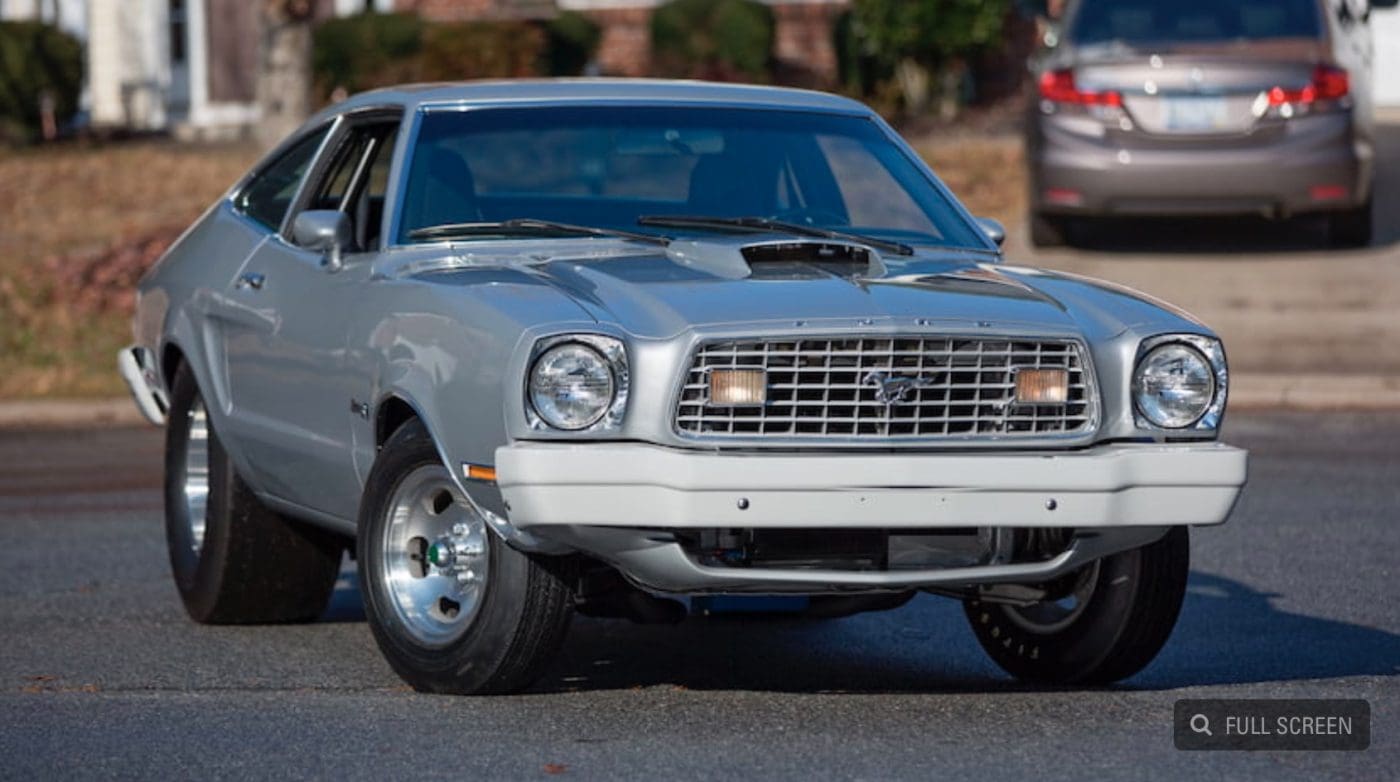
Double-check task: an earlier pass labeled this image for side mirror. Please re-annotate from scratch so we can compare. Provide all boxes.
[291,210,353,272]
[975,216,1006,248]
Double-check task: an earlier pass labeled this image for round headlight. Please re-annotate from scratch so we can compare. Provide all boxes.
[1133,343,1216,428]
[529,343,616,430]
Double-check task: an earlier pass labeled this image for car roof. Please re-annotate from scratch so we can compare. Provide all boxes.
[315,78,874,121]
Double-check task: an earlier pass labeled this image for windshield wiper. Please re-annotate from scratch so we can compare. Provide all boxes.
[637,215,913,256]
[409,218,670,246]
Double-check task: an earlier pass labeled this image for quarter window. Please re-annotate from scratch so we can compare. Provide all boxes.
[236,126,329,231]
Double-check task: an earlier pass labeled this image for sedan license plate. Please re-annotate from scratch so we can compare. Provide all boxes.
[1164,96,1230,132]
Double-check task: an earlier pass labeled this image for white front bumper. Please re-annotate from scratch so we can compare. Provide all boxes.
[494,442,1248,530]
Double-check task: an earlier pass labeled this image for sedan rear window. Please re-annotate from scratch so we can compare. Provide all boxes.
[1070,0,1322,45]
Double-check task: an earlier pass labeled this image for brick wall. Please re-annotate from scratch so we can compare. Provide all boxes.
[771,1,846,86]
[397,0,850,84]
[395,0,555,20]
[581,7,653,76]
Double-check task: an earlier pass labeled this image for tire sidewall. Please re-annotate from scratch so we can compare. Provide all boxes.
[356,421,536,692]
[977,548,1144,679]
[164,364,235,619]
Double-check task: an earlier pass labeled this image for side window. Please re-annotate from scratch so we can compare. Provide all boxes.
[300,119,400,251]
[356,126,399,251]
[236,126,329,231]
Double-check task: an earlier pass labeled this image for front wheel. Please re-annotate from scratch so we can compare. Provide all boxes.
[962,527,1189,685]
[357,419,573,695]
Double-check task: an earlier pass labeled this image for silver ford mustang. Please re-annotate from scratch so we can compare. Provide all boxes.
[119,80,1247,694]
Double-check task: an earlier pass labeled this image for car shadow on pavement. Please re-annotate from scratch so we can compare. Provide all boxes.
[521,570,1398,694]
[1134,571,1400,689]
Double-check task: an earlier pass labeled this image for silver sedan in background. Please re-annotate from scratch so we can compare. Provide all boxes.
[1027,0,1394,247]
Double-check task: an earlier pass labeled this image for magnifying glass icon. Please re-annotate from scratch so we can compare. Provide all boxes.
[1190,714,1213,736]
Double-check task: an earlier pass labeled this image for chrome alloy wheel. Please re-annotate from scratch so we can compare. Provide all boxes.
[380,465,491,647]
[1002,560,1101,635]
[182,399,211,555]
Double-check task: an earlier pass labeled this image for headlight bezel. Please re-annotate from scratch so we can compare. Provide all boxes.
[1131,334,1228,432]
[525,334,629,433]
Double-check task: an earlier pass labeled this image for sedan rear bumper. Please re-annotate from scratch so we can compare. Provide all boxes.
[1031,115,1371,218]
[494,442,1248,530]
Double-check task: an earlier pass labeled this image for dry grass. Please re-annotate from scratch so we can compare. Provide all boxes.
[913,133,1026,229]
[0,134,1024,401]
[0,141,259,399]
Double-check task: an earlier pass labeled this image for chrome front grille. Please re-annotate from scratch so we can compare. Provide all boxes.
[675,336,1096,441]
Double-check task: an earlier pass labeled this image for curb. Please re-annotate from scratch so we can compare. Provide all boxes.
[0,399,149,430]
[2,373,1399,430]
[1226,373,1400,411]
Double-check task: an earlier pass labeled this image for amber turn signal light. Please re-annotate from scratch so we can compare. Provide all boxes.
[463,464,497,482]
[708,369,767,406]
[1015,369,1069,404]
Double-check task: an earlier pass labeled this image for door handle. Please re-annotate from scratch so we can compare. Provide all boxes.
[236,272,266,291]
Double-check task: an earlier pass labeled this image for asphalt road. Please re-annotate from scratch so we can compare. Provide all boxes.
[1,413,1397,780]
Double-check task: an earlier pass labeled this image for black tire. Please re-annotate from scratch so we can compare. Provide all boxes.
[1029,211,1069,248]
[164,362,342,624]
[962,527,1189,685]
[1328,199,1373,249]
[357,418,573,695]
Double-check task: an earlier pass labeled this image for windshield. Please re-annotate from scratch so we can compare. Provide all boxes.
[396,106,985,250]
[1069,0,1323,46]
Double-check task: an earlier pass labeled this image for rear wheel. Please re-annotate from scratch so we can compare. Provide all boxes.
[1328,198,1373,248]
[962,527,1189,685]
[357,419,573,695]
[164,362,342,623]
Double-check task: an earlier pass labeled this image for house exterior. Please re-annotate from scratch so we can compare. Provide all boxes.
[0,0,86,36]
[82,0,394,138]
[1376,3,1400,107]
[400,0,851,82]
[54,0,1400,139]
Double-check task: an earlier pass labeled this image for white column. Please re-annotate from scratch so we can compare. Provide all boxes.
[86,0,124,126]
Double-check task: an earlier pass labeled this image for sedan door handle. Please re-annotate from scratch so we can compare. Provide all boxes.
[236,272,266,291]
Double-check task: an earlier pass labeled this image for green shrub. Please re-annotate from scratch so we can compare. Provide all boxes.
[312,12,424,98]
[417,22,545,81]
[0,21,83,143]
[844,0,1011,114]
[313,14,551,99]
[652,0,774,81]
[545,11,601,76]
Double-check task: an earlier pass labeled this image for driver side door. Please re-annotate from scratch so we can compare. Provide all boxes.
[220,110,403,521]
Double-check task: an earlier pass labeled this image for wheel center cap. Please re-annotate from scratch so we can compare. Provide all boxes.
[427,540,453,568]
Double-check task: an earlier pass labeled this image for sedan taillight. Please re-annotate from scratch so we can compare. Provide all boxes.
[1039,69,1123,107]
[1267,64,1349,106]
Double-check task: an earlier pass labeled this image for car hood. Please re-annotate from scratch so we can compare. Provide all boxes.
[391,236,1205,342]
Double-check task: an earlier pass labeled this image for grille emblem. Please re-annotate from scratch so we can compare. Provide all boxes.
[863,371,935,406]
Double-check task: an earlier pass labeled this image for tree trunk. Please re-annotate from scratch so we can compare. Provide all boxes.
[256,1,315,150]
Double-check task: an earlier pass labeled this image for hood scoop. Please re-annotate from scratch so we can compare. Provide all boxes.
[666,238,887,281]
